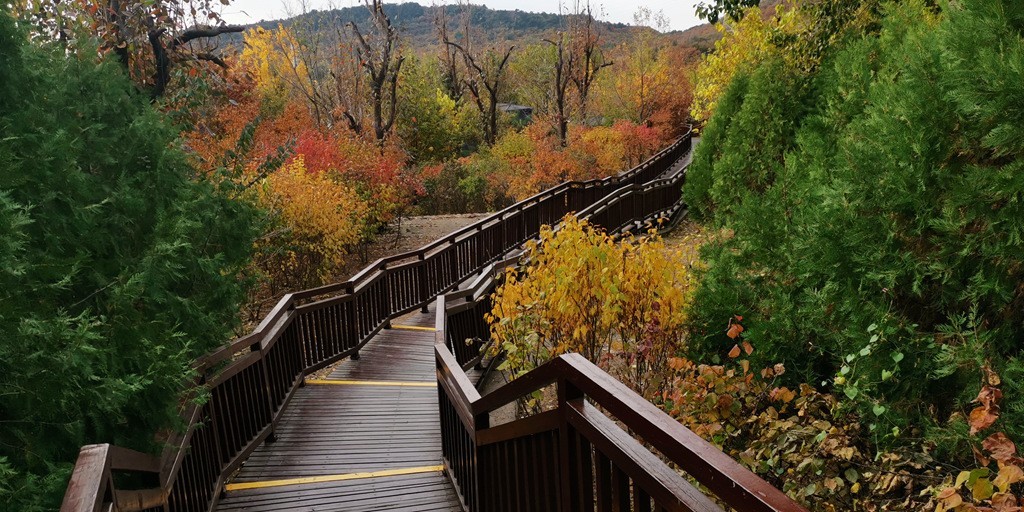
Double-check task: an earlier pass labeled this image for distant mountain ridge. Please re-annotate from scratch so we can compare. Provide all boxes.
[239,1,788,57]
[244,2,729,53]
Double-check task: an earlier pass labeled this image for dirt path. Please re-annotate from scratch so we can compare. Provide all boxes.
[345,213,491,274]
[661,219,714,266]
[388,213,491,254]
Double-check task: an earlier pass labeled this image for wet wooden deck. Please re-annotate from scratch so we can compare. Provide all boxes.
[216,304,472,511]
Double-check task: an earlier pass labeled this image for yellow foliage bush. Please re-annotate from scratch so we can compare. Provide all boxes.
[257,156,368,284]
[240,26,310,105]
[488,216,693,400]
[691,7,775,121]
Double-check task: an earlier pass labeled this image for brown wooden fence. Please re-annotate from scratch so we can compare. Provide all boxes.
[61,133,692,512]
[434,347,810,512]
[433,159,809,511]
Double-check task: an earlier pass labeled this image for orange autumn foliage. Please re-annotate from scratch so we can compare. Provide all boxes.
[931,372,1024,512]
[470,119,671,203]
[185,63,412,215]
[183,62,416,312]
[575,120,666,175]
[258,156,368,282]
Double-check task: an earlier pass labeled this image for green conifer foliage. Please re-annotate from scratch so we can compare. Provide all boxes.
[687,0,1024,451]
[0,16,260,510]
[684,71,749,219]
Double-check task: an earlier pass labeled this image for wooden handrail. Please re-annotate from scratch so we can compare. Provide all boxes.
[435,316,807,512]
[289,135,684,303]
[61,130,693,512]
[62,444,164,512]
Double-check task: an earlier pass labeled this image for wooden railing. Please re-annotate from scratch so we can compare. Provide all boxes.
[60,132,692,512]
[440,142,694,371]
[434,349,809,512]
[61,445,164,512]
[433,165,808,511]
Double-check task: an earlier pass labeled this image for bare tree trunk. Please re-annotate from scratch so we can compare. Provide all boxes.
[349,0,405,143]
[440,2,514,145]
[433,5,463,100]
[546,35,574,146]
[570,1,612,123]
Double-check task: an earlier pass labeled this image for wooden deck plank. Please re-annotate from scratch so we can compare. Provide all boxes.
[217,472,461,511]
[327,329,437,382]
[216,306,467,511]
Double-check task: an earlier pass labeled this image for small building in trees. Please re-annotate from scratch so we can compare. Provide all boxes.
[497,103,533,125]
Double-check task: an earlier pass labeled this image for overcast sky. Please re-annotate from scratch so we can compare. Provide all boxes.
[219,0,707,32]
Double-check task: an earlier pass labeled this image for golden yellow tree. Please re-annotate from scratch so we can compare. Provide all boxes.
[241,26,315,113]
[690,7,774,121]
[256,156,369,288]
[605,29,672,125]
[488,216,694,401]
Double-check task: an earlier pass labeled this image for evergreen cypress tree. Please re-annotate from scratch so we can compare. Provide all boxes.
[687,0,1024,455]
[0,15,261,510]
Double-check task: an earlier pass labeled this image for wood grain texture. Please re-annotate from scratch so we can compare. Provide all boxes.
[216,307,477,510]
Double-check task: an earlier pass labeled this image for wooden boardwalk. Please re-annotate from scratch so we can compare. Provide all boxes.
[211,141,697,512]
[61,134,731,512]
[216,304,471,511]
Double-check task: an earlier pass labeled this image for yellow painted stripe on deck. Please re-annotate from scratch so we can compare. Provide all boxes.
[306,379,436,387]
[224,465,445,491]
[390,324,436,332]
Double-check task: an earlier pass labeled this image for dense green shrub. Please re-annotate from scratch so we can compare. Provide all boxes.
[0,16,260,510]
[687,0,1024,453]
[685,57,809,218]
[684,71,749,219]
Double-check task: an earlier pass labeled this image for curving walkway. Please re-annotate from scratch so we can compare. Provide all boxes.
[216,304,472,511]
[212,138,699,512]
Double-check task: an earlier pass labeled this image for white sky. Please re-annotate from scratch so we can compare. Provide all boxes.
[219,0,706,32]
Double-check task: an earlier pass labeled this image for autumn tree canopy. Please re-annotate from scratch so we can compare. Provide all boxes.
[12,0,244,96]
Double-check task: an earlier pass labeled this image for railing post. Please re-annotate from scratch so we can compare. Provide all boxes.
[253,337,278,442]
[472,408,489,512]
[345,283,362,361]
[558,377,584,512]
[419,253,430,313]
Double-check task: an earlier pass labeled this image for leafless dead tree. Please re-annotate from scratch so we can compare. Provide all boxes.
[348,0,405,142]
[569,0,612,121]
[440,3,514,145]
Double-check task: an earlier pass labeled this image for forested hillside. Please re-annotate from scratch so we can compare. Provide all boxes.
[248,2,730,54]
[253,3,628,49]
[0,0,699,508]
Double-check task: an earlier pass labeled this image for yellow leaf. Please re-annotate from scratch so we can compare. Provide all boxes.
[993,465,1024,493]
[973,477,995,501]
[956,470,971,489]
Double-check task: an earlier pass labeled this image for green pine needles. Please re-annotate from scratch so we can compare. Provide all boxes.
[0,15,261,510]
